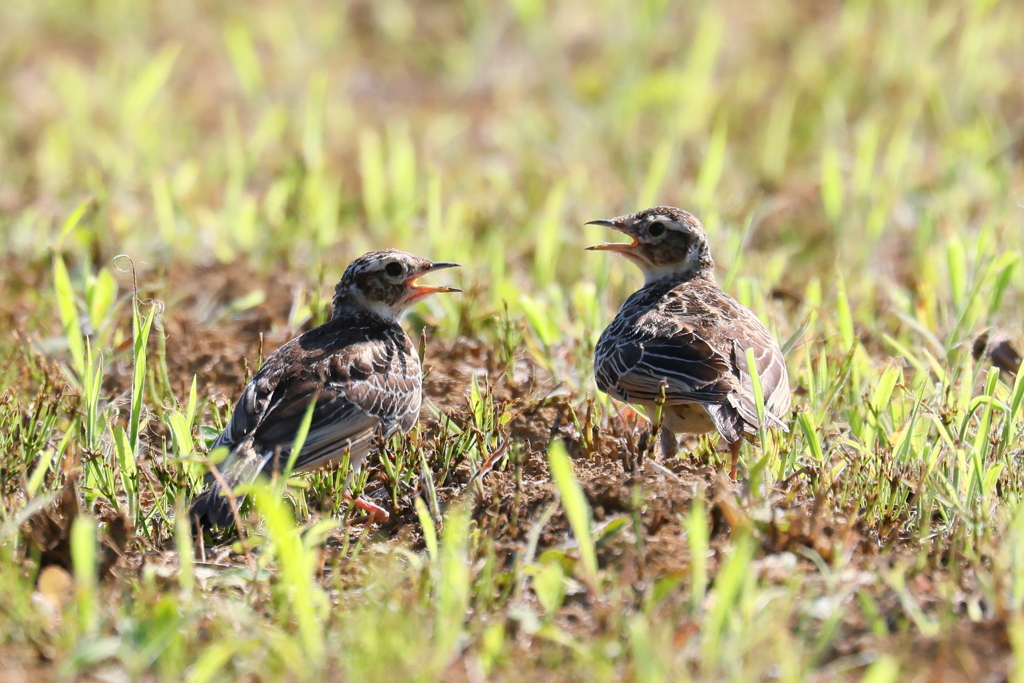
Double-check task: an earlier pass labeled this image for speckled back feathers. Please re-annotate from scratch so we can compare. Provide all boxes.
[591,207,791,444]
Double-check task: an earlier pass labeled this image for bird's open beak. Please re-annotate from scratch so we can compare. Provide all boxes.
[584,219,638,254]
[405,262,462,299]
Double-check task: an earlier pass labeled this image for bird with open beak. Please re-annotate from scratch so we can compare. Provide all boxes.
[586,206,790,475]
[190,249,460,530]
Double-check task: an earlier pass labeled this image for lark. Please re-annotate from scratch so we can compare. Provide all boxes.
[190,249,460,529]
[586,206,790,474]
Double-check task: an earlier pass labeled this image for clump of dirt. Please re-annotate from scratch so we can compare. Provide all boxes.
[21,479,130,580]
[0,645,56,683]
[160,313,259,400]
[824,621,1012,683]
[151,262,308,400]
[470,450,720,575]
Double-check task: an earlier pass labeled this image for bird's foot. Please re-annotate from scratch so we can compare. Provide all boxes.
[345,494,390,523]
[729,440,741,480]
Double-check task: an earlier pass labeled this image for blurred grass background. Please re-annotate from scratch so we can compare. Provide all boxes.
[5,0,1022,287]
[3,0,1024,681]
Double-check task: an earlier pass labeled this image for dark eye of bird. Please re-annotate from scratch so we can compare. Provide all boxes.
[648,221,666,237]
[385,262,405,277]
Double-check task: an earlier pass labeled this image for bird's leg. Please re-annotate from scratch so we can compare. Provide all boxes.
[345,493,390,523]
[729,440,741,480]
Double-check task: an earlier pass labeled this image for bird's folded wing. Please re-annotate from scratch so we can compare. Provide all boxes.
[254,386,383,471]
[214,341,421,473]
[727,334,790,432]
[599,327,733,405]
[210,370,278,453]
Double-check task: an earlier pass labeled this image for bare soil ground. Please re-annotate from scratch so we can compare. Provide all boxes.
[4,257,1021,683]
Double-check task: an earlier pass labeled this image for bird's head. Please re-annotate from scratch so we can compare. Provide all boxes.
[333,250,461,320]
[585,206,714,284]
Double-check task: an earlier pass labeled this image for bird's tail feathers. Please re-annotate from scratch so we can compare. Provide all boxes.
[706,396,789,446]
[189,438,273,530]
[705,403,745,443]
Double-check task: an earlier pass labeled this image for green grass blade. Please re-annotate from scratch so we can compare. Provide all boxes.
[53,255,85,378]
[686,492,709,614]
[283,391,319,481]
[71,514,98,636]
[546,440,598,590]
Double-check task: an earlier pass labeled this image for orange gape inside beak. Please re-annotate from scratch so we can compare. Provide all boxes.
[585,236,639,253]
[406,282,461,300]
[404,262,462,300]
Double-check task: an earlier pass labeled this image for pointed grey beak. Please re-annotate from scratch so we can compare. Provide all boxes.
[428,262,461,271]
[585,218,636,253]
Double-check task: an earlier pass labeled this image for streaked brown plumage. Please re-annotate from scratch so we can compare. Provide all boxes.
[190,249,460,529]
[586,206,790,473]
